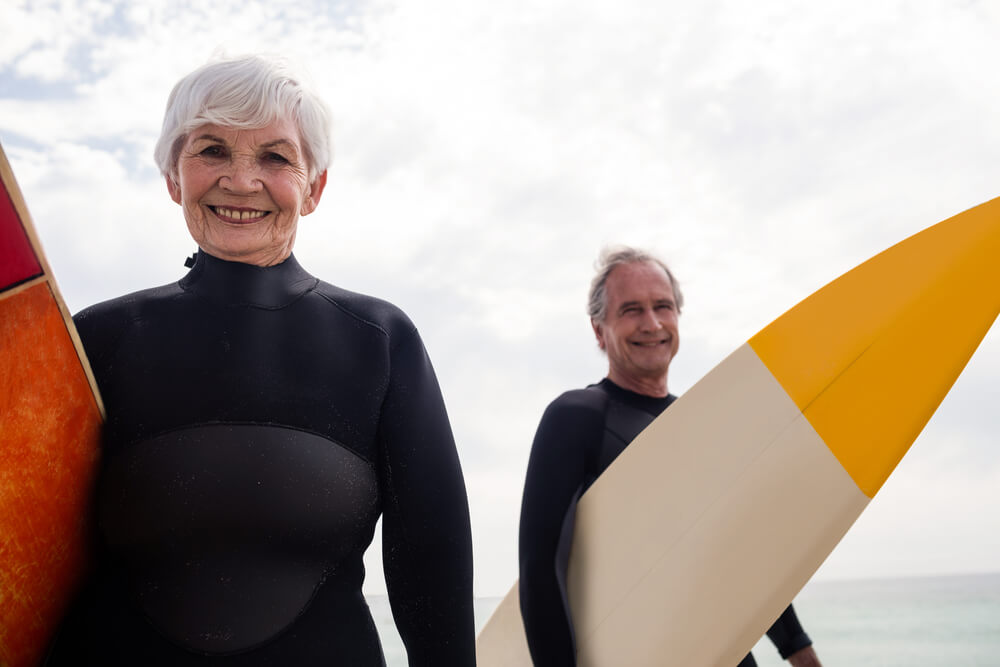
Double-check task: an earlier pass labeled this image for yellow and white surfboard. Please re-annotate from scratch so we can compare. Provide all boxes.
[477,197,1000,666]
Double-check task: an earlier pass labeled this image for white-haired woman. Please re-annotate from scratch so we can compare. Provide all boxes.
[46,55,476,666]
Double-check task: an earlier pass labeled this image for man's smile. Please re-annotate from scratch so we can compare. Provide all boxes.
[630,337,670,348]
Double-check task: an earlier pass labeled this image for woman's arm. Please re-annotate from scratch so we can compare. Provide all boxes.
[378,327,476,666]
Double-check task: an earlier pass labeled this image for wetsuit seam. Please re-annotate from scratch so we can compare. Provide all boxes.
[122,420,378,467]
[387,323,420,354]
[313,290,391,338]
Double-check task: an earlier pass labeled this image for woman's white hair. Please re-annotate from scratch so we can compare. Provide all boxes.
[153,54,331,182]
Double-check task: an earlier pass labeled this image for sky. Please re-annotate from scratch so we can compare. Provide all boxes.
[1,0,998,599]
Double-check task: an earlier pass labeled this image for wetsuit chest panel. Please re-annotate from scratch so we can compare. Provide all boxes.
[593,400,660,479]
[97,292,389,460]
[98,423,380,655]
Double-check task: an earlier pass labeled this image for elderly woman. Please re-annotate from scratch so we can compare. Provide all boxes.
[46,55,476,665]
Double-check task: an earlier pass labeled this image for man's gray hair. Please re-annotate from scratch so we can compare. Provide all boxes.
[587,245,683,322]
[153,54,332,182]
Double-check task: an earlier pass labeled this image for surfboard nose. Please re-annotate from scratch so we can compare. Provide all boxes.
[750,197,1000,497]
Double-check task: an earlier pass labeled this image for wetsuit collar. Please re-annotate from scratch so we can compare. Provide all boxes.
[179,251,318,309]
[596,377,676,417]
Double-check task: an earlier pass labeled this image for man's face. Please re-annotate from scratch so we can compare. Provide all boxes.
[592,261,680,392]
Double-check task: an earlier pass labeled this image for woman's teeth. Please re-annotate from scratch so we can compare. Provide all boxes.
[214,207,266,221]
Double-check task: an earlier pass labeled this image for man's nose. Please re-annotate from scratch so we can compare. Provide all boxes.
[638,308,662,331]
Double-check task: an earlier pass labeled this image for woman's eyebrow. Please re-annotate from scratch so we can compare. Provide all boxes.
[260,139,298,153]
[190,133,226,144]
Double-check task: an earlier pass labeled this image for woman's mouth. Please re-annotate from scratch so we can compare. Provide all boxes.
[210,206,269,223]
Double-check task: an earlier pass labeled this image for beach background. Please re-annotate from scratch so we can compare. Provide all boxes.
[3,1,999,659]
[3,1,998,600]
[370,571,1000,666]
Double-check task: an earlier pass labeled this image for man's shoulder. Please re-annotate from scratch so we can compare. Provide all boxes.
[543,384,610,418]
[529,384,610,455]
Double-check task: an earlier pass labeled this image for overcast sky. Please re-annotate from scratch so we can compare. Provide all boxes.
[2,0,998,598]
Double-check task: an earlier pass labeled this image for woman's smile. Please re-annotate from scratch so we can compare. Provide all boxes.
[208,205,271,223]
[166,118,325,266]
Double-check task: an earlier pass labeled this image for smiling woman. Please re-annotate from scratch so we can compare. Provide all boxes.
[165,118,325,266]
[45,55,476,666]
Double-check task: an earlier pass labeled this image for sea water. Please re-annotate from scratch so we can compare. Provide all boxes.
[369,571,1000,666]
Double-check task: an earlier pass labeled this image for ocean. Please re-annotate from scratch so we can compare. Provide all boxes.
[368,571,1000,666]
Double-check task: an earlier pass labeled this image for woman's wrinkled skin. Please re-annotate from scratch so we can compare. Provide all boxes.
[166,118,327,267]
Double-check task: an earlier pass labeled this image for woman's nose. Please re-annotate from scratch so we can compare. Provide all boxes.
[220,155,262,192]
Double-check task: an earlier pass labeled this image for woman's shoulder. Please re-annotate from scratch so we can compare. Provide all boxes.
[311,280,416,338]
[72,282,184,350]
[74,282,183,324]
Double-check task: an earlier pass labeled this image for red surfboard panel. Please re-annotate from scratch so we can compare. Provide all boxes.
[0,172,43,290]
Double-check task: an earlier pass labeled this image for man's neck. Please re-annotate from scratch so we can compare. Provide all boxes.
[606,370,669,398]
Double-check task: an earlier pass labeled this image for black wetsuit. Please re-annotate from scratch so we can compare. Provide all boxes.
[519,379,812,666]
[46,252,475,666]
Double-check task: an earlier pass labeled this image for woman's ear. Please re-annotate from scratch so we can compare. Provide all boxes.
[166,174,182,205]
[300,170,328,216]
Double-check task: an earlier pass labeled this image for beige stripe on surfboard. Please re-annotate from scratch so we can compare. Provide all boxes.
[475,583,530,666]
[566,343,868,666]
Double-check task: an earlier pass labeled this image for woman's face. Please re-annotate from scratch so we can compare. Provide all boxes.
[166,117,327,267]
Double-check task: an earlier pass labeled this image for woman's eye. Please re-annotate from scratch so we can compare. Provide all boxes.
[263,152,289,164]
[199,145,225,157]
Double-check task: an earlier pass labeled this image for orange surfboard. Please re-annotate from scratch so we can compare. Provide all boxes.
[0,144,104,667]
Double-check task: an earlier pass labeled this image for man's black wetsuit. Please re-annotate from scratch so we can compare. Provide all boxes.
[519,378,813,666]
[46,252,475,666]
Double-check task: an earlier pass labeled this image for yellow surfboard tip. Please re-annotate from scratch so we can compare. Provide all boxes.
[750,197,1000,497]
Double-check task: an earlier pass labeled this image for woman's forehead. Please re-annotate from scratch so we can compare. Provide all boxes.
[186,118,302,148]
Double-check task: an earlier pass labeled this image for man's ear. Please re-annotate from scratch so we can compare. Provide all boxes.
[166,174,182,205]
[300,170,328,216]
[591,319,606,350]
